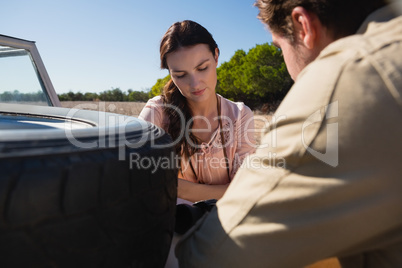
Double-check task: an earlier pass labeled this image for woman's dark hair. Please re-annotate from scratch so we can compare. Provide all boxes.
[159,20,219,161]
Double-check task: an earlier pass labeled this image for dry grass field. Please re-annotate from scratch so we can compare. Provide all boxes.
[61,101,146,117]
[61,101,273,143]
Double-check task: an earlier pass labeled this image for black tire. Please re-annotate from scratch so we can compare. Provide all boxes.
[0,103,177,268]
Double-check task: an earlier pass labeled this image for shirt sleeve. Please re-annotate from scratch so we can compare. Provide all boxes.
[138,96,164,129]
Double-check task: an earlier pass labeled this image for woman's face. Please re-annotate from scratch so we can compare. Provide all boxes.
[166,44,219,105]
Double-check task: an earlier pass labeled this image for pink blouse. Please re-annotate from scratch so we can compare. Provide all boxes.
[138,94,256,185]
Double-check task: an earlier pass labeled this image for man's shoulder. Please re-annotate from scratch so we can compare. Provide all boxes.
[318,13,402,63]
[298,13,402,89]
[279,13,402,121]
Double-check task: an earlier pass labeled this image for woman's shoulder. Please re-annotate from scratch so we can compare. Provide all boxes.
[218,94,253,118]
[145,95,164,105]
[141,95,166,113]
[138,95,165,122]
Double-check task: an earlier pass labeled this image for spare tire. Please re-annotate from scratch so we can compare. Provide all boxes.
[0,103,177,268]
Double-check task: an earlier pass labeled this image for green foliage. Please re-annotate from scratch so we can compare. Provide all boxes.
[58,87,150,102]
[149,75,170,98]
[84,92,99,101]
[216,49,248,101]
[128,90,149,102]
[58,90,97,101]
[216,43,293,109]
[99,88,125,101]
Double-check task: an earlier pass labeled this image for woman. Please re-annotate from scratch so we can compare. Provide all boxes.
[139,20,255,203]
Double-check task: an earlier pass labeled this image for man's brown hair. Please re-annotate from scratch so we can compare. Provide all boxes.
[255,0,388,41]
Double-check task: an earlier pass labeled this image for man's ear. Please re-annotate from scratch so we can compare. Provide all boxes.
[291,7,317,49]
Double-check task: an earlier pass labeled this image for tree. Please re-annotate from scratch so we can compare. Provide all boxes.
[84,92,99,101]
[245,43,292,100]
[217,43,292,109]
[74,92,84,101]
[149,75,170,98]
[0,91,14,102]
[216,49,248,101]
[128,90,149,102]
[98,88,125,101]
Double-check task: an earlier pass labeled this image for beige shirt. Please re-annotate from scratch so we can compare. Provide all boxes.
[176,4,402,268]
[139,94,256,184]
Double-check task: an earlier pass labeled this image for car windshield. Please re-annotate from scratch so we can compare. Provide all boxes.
[0,44,50,106]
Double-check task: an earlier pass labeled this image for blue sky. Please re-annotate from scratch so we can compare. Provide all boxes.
[1,0,272,94]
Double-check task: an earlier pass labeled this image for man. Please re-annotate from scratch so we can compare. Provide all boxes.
[176,0,402,267]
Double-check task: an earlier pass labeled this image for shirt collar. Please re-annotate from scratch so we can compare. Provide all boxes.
[357,2,401,34]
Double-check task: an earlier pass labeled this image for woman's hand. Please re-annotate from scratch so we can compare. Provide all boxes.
[177,179,229,203]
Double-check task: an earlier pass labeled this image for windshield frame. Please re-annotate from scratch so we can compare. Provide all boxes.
[0,34,61,107]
